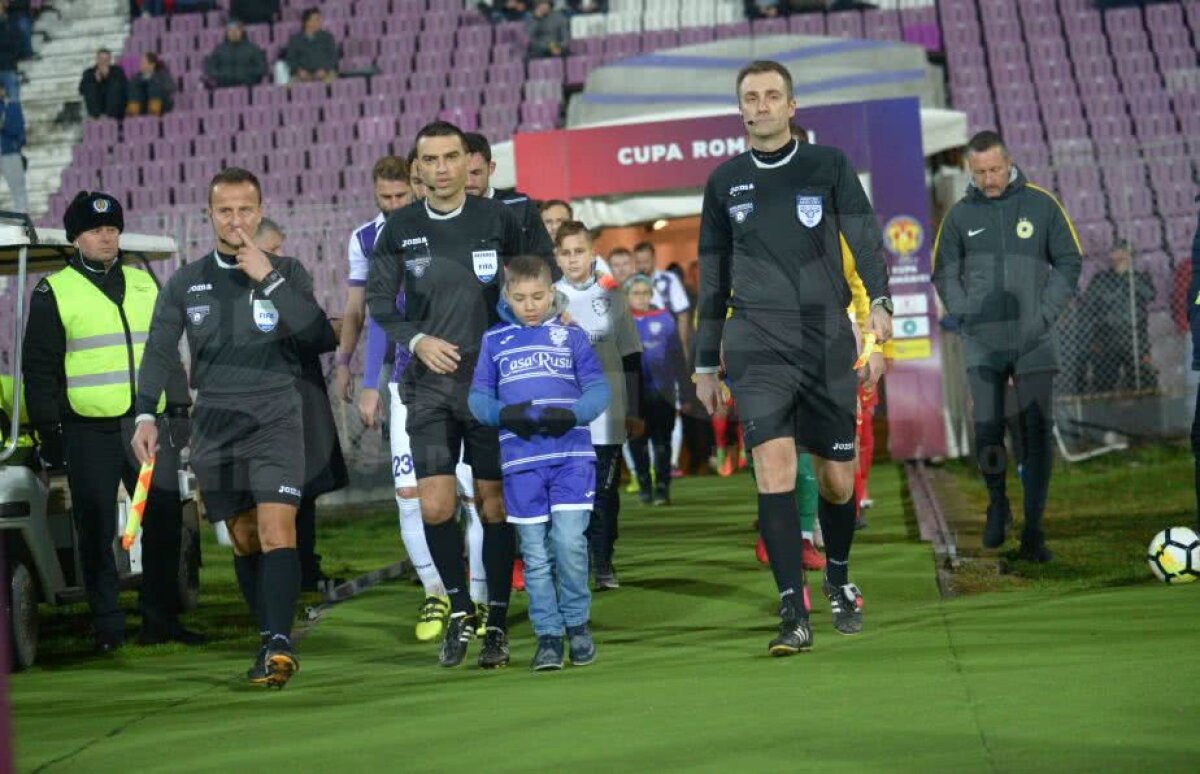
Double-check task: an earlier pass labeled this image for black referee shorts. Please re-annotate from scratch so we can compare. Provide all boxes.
[400,362,501,482]
[190,387,306,523]
[723,312,858,462]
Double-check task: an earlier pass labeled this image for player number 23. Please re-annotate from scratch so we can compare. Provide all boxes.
[393,455,414,477]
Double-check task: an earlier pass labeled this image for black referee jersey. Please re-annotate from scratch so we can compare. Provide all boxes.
[694,140,890,371]
[135,251,331,414]
[493,186,555,258]
[365,195,553,359]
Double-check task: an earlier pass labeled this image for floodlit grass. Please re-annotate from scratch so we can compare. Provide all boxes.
[12,463,1200,771]
[939,443,1195,594]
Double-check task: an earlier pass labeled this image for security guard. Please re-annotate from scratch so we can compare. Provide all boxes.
[22,191,203,653]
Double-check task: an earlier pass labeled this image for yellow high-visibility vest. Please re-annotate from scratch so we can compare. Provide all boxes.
[46,264,166,418]
[0,374,33,447]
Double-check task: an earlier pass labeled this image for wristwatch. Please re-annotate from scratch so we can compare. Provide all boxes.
[871,297,894,316]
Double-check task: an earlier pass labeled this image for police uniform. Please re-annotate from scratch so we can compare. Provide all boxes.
[21,191,194,647]
[695,140,890,461]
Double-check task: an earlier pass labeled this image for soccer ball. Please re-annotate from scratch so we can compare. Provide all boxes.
[1146,527,1200,584]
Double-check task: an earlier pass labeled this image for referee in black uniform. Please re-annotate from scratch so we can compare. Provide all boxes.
[367,121,552,669]
[133,168,333,687]
[694,61,892,655]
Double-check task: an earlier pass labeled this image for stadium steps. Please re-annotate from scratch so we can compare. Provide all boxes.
[0,0,128,217]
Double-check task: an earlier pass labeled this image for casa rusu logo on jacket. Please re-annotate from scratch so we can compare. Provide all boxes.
[795,195,823,228]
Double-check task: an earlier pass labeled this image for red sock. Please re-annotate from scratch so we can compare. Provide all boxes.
[712,415,729,449]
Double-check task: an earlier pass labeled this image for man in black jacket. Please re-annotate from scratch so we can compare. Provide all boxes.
[78,49,126,120]
[23,191,201,653]
[932,130,1082,562]
[463,132,556,259]
[132,168,333,687]
[203,21,268,88]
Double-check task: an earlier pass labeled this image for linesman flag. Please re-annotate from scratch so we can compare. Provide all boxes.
[122,458,155,551]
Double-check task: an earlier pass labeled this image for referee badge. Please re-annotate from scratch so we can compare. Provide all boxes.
[252,299,279,332]
[472,249,499,283]
[406,256,431,278]
[795,195,823,228]
[1016,218,1035,239]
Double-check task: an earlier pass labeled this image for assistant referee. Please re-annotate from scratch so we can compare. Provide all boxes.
[694,60,892,656]
[367,121,553,669]
[133,167,333,687]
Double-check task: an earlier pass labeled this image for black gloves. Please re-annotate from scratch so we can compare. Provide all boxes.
[500,401,538,440]
[538,407,577,438]
[34,424,65,471]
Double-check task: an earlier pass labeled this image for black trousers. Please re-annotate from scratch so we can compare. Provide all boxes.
[588,444,622,566]
[629,396,676,492]
[967,367,1055,543]
[63,417,182,636]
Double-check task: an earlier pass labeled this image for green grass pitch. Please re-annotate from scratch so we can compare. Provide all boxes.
[12,462,1200,772]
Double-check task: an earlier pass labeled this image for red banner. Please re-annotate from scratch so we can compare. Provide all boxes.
[514,114,751,201]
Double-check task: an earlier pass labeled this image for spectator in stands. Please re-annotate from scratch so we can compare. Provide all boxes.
[231,0,280,25]
[6,0,33,61]
[1081,239,1159,393]
[526,0,568,58]
[79,48,127,120]
[608,247,634,287]
[489,0,529,22]
[0,1,24,100]
[566,0,607,13]
[126,52,175,117]
[203,21,268,88]
[745,0,784,19]
[0,82,26,213]
[285,8,339,84]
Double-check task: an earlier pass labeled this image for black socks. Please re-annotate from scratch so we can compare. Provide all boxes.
[482,522,515,631]
[259,548,300,640]
[757,491,805,611]
[233,552,267,636]
[819,495,857,588]
[425,518,472,615]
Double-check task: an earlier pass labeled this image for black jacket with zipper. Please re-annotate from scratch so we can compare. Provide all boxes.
[22,253,191,430]
[932,167,1083,375]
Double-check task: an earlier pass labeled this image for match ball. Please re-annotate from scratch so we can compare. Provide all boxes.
[1146,527,1200,584]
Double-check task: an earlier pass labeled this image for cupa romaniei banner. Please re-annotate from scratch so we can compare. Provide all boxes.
[514,98,946,460]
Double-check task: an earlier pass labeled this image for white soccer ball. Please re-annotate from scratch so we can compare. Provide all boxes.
[1146,527,1200,584]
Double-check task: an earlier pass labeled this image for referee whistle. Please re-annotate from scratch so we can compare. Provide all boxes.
[853,334,878,370]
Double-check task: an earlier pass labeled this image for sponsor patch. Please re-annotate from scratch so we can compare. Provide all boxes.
[728,202,754,224]
[187,283,213,293]
[186,305,210,326]
[472,249,498,283]
[795,195,823,228]
[728,182,755,197]
[278,485,302,498]
[252,299,278,332]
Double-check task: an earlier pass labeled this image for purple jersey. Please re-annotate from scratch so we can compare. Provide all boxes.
[362,293,413,387]
[472,318,606,475]
[633,308,687,403]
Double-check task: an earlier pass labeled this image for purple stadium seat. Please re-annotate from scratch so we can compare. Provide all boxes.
[309,145,345,170]
[523,79,561,102]
[714,22,751,41]
[439,107,479,132]
[409,71,447,93]
[454,49,490,70]
[826,11,864,39]
[356,117,396,145]
[281,103,321,128]
[403,92,440,119]
[751,17,788,37]
[211,88,248,112]
[787,14,823,36]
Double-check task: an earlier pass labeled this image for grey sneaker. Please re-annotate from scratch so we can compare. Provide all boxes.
[594,563,620,590]
[566,624,596,666]
[530,635,564,671]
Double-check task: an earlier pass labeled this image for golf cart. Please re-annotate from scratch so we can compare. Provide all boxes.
[0,214,202,671]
